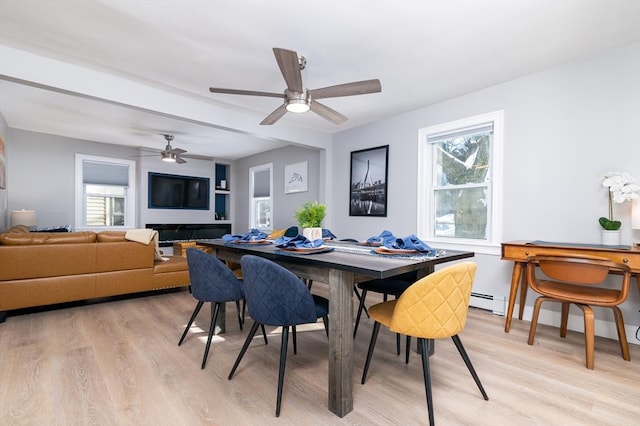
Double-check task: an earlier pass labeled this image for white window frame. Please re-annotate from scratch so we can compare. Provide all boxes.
[417,110,503,255]
[249,163,273,232]
[75,154,136,230]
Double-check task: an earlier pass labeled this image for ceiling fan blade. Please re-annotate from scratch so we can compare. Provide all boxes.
[260,104,288,125]
[310,101,348,124]
[170,148,187,155]
[209,87,285,98]
[176,157,187,164]
[273,48,303,93]
[308,79,382,100]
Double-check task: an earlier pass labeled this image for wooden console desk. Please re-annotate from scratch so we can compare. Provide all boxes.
[172,241,213,257]
[501,240,640,332]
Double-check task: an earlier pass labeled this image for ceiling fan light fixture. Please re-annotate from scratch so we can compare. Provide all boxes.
[162,151,176,162]
[285,89,310,113]
[286,98,310,113]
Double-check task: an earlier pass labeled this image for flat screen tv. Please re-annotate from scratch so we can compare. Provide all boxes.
[148,172,210,210]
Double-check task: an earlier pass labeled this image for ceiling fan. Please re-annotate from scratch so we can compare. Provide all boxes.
[159,134,188,163]
[208,47,382,125]
[134,134,188,164]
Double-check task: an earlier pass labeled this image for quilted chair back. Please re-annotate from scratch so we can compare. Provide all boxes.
[240,255,318,327]
[389,261,477,339]
[186,249,244,302]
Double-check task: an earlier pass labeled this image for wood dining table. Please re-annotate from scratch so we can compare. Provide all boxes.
[197,238,474,418]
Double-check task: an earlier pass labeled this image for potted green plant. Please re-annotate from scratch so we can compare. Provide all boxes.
[294,201,326,240]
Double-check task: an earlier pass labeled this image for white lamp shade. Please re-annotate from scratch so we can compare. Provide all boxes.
[10,210,37,227]
[632,198,640,230]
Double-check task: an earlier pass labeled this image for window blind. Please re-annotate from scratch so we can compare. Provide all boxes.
[253,169,270,197]
[83,161,129,186]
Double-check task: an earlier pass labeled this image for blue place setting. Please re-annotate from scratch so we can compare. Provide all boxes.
[366,231,434,256]
[222,229,270,244]
[366,230,397,246]
[322,228,337,239]
[275,235,324,249]
[274,235,334,254]
[387,234,433,253]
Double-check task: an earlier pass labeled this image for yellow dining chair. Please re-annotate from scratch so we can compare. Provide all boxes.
[361,261,488,425]
[526,255,632,369]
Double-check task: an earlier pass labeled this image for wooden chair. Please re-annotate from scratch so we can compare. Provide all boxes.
[526,255,632,369]
[361,261,488,425]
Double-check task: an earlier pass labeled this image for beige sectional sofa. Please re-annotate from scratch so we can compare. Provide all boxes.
[0,226,190,322]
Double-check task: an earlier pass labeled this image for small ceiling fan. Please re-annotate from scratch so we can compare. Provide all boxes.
[134,134,188,164]
[208,47,382,125]
[159,134,188,163]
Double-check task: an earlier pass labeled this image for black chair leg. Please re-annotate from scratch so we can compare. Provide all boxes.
[322,316,329,337]
[354,289,369,338]
[276,326,290,417]
[353,286,369,318]
[261,324,269,344]
[419,338,435,426]
[201,302,221,369]
[451,335,489,400]
[292,325,297,355]
[178,300,205,345]
[361,321,381,384]
[235,300,243,330]
[396,333,401,355]
[405,335,411,364]
[228,320,261,380]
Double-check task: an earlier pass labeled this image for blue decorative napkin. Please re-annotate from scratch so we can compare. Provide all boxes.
[222,228,269,242]
[387,234,433,253]
[322,228,337,239]
[366,230,397,246]
[275,235,324,249]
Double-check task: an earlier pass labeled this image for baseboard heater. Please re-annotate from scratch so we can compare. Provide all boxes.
[470,292,506,316]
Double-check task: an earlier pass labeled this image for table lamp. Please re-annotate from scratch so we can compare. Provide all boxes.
[632,199,640,248]
[10,209,37,230]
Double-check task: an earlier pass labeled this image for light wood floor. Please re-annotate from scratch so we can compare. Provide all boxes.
[1,287,638,425]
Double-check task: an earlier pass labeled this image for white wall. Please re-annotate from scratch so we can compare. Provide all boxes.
[235,145,322,233]
[5,128,226,229]
[0,114,7,229]
[330,41,640,342]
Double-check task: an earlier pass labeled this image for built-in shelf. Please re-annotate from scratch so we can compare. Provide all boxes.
[214,163,231,222]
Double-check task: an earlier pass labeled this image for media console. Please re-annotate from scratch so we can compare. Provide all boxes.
[146,223,231,247]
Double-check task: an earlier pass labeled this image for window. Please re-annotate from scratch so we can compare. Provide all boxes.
[249,163,273,231]
[417,111,503,253]
[75,155,136,229]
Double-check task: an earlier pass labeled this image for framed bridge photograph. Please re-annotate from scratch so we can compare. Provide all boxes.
[349,145,388,216]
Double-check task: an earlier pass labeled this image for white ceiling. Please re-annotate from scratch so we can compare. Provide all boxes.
[1,1,640,160]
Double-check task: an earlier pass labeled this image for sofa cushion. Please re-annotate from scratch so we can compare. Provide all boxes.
[2,225,30,234]
[95,241,154,272]
[0,231,97,245]
[154,256,188,274]
[97,231,127,242]
[0,244,98,281]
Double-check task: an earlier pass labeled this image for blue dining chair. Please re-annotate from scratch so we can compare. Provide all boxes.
[178,249,247,369]
[228,255,329,417]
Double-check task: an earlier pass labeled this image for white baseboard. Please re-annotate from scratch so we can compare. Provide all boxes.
[470,292,506,316]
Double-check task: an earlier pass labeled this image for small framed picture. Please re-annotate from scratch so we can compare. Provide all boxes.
[349,145,388,216]
[284,161,308,194]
